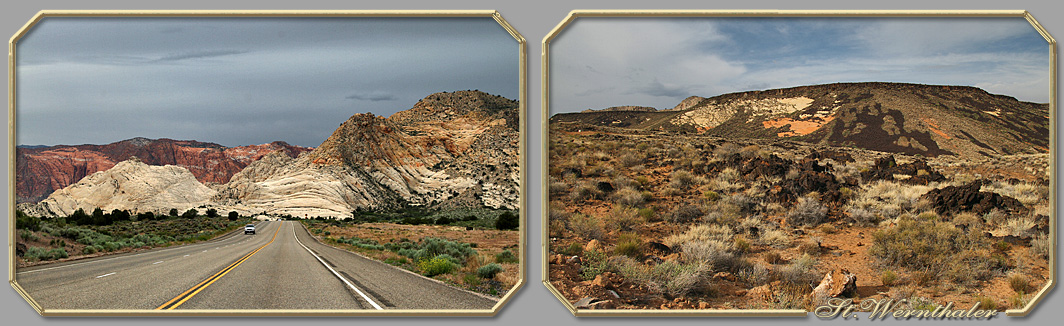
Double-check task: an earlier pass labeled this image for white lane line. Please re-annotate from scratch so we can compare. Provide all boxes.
[96,272,116,278]
[184,254,190,257]
[153,261,164,265]
[291,223,383,310]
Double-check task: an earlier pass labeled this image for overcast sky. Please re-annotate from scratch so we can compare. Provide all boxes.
[17,17,519,148]
[551,17,1050,113]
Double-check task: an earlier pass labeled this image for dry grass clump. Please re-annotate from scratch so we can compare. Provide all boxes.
[787,193,827,226]
[612,257,705,297]
[1007,273,1029,293]
[776,253,821,286]
[1032,233,1050,259]
[664,224,734,249]
[617,151,645,167]
[981,181,1048,206]
[669,169,703,189]
[845,180,935,225]
[569,181,603,201]
[668,204,704,223]
[998,215,1036,238]
[568,213,604,240]
[797,238,821,256]
[764,251,783,264]
[605,205,643,231]
[614,232,643,258]
[881,270,898,286]
[759,229,791,248]
[682,239,739,271]
[613,187,647,207]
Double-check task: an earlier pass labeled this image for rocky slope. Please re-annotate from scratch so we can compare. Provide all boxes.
[19,157,216,217]
[16,138,311,203]
[550,82,1049,158]
[214,90,521,217]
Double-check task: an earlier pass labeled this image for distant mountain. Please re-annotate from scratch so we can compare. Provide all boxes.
[18,157,215,217]
[550,82,1049,158]
[214,90,521,217]
[15,138,312,203]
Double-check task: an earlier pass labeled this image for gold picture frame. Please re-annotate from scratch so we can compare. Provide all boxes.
[8,10,527,316]
[541,9,1055,317]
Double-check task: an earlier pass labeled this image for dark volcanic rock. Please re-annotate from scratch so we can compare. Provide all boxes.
[861,156,946,185]
[922,182,1026,216]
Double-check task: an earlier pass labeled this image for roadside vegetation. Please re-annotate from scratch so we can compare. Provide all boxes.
[15,209,253,266]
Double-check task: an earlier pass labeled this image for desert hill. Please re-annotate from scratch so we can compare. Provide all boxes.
[550,82,1049,158]
[15,138,311,203]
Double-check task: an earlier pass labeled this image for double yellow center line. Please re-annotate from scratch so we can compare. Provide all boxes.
[155,222,280,310]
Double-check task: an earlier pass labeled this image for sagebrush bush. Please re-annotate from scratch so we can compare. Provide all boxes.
[613,257,704,296]
[606,205,642,231]
[664,224,734,249]
[618,152,644,167]
[1032,233,1050,258]
[18,230,39,242]
[568,214,604,240]
[613,187,646,207]
[495,249,519,264]
[759,229,791,248]
[419,256,457,276]
[787,194,827,226]
[682,239,739,272]
[391,237,477,265]
[669,170,700,189]
[477,263,505,279]
[669,204,704,223]
[777,253,820,286]
[764,251,783,264]
[870,217,992,282]
[881,270,898,286]
[569,181,603,201]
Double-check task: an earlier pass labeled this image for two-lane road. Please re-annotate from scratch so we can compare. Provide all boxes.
[15,221,498,311]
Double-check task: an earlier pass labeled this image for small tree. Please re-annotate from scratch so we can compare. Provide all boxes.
[169,208,179,217]
[182,209,198,219]
[228,211,239,221]
[495,211,519,230]
[206,208,218,218]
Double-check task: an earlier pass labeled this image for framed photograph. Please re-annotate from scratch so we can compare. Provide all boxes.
[543,10,1054,317]
[9,10,525,316]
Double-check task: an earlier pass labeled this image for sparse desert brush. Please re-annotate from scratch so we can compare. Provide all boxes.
[998,216,1036,238]
[733,235,752,253]
[797,238,821,255]
[881,270,898,286]
[773,283,811,310]
[785,167,801,180]
[580,250,610,280]
[1008,273,1029,293]
[819,224,837,234]
[1009,292,1028,309]
[975,296,998,311]
[703,190,721,202]
[618,151,645,167]
[682,239,738,271]
[590,150,610,162]
[709,168,743,192]
[548,177,569,196]
[714,142,741,159]
[777,253,820,286]
[606,205,643,232]
[669,169,704,189]
[633,175,650,188]
[787,193,827,226]
[1032,233,1050,258]
[664,224,734,249]
[760,229,791,248]
[705,201,743,226]
[982,209,1007,225]
[583,162,615,178]
[739,216,765,233]
[668,204,704,223]
[764,251,783,264]
[613,187,646,207]
[614,232,643,258]
[737,262,770,284]
[982,181,1047,206]
[916,211,939,221]
[612,176,637,189]
[952,212,983,230]
[847,180,935,221]
[614,257,705,297]
[870,217,991,282]
[568,213,605,240]
[888,284,918,301]
[637,207,657,222]
[569,181,603,201]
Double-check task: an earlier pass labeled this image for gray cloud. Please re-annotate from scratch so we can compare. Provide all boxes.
[15,17,519,148]
[345,91,398,102]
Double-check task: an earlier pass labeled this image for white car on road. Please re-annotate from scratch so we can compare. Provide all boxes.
[244,224,256,235]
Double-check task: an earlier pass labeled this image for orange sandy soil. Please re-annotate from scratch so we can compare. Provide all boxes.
[763,116,836,137]
[307,222,520,296]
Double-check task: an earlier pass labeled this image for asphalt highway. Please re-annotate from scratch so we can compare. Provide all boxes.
[15,221,498,311]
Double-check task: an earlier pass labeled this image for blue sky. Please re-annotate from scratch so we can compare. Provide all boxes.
[17,17,519,148]
[551,17,1050,113]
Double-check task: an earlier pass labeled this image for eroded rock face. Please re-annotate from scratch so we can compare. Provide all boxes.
[214,90,520,217]
[22,158,216,217]
[811,268,858,304]
[15,138,311,203]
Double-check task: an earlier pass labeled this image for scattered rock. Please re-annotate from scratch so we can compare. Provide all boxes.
[922,181,1026,216]
[590,300,615,310]
[646,241,672,254]
[584,239,601,252]
[811,268,857,303]
[574,297,595,309]
[566,256,582,264]
[596,181,615,194]
[592,275,611,288]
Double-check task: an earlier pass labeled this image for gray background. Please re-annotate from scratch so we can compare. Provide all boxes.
[1,0,1060,325]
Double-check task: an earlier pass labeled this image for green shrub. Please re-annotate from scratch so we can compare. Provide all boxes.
[477,263,505,279]
[391,237,477,265]
[495,250,519,264]
[614,232,642,258]
[418,256,457,276]
[82,245,99,254]
[18,230,39,242]
[16,211,42,231]
[495,211,519,230]
[881,270,898,286]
